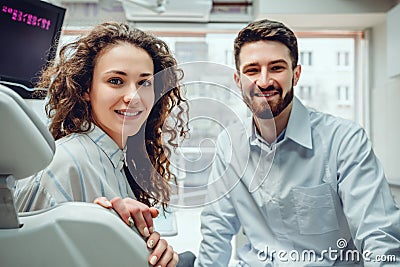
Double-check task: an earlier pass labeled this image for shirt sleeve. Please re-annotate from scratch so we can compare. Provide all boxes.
[337,124,400,265]
[14,172,56,212]
[196,135,241,267]
[14,141,83,212]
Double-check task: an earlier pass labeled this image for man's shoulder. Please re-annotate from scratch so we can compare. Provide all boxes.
[308,108,362,133]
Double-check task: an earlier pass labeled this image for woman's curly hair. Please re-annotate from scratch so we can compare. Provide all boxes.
[36,22,188,211]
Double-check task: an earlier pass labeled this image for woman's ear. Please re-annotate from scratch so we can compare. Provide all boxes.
[83,90,90,101]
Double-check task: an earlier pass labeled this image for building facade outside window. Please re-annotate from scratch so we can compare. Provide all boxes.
[299,85,313,101]
[337,85,352,105]
[337,51,350,67]
[300,51,313,66]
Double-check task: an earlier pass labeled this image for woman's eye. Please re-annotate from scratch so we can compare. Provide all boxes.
[139,80,152,87]
[108,78,123,85]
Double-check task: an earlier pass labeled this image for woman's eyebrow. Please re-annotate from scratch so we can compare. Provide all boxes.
[104,70,127,75]
[139,72,153,77]
[104,70,153,77]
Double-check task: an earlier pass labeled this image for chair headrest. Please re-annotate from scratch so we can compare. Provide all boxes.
[0,85,55,179]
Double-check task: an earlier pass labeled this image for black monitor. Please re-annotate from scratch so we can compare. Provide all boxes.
[0,0,65,98]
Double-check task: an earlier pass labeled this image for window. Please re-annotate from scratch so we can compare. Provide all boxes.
[300,51,313,66]
[337,51,350,67]
[299,85,312,101]
[225,49,234,66]
[297,37,357,122]
[337,85,352,104]
[175,41,208,62]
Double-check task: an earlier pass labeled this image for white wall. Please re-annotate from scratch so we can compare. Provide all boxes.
[253,0,392,30]
[370,9,400,203]
[387,4,400,77]
[256,0,393,14]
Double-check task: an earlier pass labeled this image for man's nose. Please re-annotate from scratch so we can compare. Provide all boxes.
[256,69,272,88]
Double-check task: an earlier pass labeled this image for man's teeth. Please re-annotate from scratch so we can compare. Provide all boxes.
[257,92,275,97]
[117,110,141,116]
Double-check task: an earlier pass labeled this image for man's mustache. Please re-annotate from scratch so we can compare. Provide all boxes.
[250,84,282,96]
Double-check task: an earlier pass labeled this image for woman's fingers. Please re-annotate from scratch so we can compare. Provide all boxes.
[123,198,154,235]
[149,207,159,218]
[148,239,167,266]
[93,197,112,208]
[109,197,133,226]
[167,252,179,267]
[149,242,178,267]
[95,196,157,238]
[95,198,179,266]
[147,231,160,249]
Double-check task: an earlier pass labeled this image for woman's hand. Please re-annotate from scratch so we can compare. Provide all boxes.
[146,231,179,267]
[94,196,159,237]
[94,197,178,266]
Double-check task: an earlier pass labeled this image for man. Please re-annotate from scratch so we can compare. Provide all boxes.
[196,19,400,266]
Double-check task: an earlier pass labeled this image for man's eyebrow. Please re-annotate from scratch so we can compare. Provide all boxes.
[270,59,289,65]
[241,59,289,69]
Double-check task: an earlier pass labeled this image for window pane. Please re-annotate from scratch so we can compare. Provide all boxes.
[296,38,355,121]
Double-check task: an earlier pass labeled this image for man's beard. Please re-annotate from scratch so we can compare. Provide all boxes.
[242,86,293,119]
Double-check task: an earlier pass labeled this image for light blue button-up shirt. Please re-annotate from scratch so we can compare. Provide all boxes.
[15,125,135,211]
[196,97,400,266]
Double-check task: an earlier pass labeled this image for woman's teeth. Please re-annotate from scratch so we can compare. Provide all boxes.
[116,110,141,116]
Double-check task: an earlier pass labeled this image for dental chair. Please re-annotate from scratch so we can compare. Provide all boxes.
[0,84,150,266]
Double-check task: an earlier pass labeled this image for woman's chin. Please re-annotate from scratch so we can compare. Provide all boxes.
[122,127,141,138]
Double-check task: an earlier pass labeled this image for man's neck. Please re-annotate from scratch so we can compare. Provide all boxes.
[254,101,293,144]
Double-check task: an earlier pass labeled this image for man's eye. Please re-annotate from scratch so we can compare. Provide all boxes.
[139,80,152,87]
[108,78,123,85]
[271,66,284,71]
[244,68,258,74]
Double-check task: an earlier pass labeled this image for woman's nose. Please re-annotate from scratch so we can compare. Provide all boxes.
[123,85,141,104]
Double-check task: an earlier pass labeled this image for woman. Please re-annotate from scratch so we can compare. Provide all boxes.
[15,22,189,267]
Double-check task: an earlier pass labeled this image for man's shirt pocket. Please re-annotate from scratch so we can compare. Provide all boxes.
[292,183,339,235]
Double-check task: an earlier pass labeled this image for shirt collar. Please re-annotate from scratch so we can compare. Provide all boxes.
[285,97,313,149]
[247,96,312,150]
[86,125,125,169]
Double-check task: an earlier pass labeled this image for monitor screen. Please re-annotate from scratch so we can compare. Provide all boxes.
[0,0,65,98]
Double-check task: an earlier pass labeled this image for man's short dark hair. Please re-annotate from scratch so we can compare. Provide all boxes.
[234,19,299,71]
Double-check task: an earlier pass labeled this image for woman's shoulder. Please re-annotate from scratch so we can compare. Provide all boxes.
[56,132,89,146]
[53,133,96,164]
